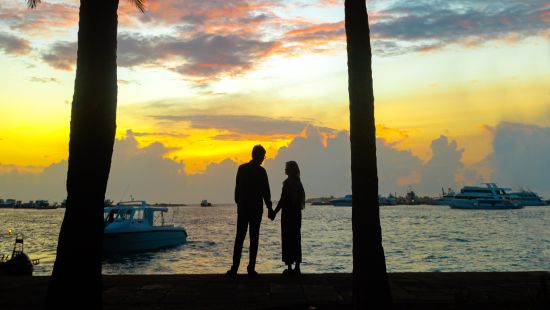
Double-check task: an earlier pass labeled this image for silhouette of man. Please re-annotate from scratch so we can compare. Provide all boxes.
[227,145,272,277]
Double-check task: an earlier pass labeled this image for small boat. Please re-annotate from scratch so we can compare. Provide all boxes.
[200,200,212,207]
[0,234,39,276]
[104,201,187,253]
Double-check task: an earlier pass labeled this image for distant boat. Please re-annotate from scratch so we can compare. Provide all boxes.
[200,200,213,207]
[444,183,523,210]
[330,195,396,206]
[0,199,19,208]
[379,195,397,206]
[311,200,332,206]
[434,193,456,206]
[0,199,57,209]
[103,200,187,253]
[32,200,57,209]
[330,195,352,206]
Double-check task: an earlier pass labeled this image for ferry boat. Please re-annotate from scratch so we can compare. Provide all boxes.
[508,190,548,206]
[103,201,187,253]
[445,183,523,210]
[330,195,396,206]
[434,189,456,206]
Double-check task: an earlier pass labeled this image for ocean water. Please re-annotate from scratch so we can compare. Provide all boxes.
[0,204,548,275]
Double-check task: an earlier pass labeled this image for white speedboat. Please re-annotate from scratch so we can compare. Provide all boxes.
[103,201,187,253]
[446,183,523,210]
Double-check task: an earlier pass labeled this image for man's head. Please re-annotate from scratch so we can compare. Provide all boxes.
[251,145,266,164]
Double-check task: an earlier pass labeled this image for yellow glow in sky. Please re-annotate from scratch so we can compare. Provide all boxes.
[0,9,548,176]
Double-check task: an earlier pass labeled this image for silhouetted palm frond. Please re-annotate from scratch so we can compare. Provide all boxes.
[129,0,146,13]
[27,0,41,9]
[27,0,145,13]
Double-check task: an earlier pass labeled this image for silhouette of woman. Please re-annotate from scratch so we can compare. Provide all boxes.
[271,161,305,275]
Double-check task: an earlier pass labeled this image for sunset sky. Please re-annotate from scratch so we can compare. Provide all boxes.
[1,0,549,202]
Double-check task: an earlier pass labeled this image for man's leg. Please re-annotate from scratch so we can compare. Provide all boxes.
[231,212,249,272]
[247,214,262,273]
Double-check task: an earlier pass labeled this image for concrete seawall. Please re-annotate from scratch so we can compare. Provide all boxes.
[1,272,548,309]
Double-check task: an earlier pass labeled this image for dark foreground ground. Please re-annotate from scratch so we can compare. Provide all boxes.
[1,272,548,309]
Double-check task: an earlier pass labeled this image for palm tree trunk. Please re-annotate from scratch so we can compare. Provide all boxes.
[45,0,119,308]
[345,0,392,308]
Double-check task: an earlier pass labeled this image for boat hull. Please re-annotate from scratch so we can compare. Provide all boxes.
[514,201,548,207]
[0,253,33,276]
[331,199,393,206]
[104,229,187,253]
[449,199,523,210]
[332,201,352,207]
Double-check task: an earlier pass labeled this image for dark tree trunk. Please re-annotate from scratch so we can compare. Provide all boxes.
[345,0,393,308]
[45,0,119,308]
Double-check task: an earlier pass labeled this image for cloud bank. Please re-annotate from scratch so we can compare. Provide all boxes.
[0,32,31,55]
[2,122,548,203]
[369,0,550,55]
[488,122,550,196]
[5,0,546,83]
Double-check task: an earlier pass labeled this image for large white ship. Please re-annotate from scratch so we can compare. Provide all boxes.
[508,189,548,206]
[441,183,523,210]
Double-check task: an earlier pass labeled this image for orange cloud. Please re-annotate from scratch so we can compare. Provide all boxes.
[0,2,78,36]
[284,21,344,44]
[397,170,421,186]
[376,124,412,144]
[124,0,276,36]
[536,9,550,23]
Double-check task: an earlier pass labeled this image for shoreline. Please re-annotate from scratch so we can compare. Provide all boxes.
[1,272,548,309]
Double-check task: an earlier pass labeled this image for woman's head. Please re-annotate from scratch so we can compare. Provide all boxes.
[285,161,300,179]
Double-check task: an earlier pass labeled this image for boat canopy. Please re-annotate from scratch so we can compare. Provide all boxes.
[104,201,168,226]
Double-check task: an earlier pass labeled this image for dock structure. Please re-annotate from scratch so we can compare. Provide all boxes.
[1,272,548,309]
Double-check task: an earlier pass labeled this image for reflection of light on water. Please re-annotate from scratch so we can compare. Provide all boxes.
[1,205,549,275]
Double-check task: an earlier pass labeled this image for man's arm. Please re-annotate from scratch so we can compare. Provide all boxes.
[234,166,242,205]
[261,168,272,209]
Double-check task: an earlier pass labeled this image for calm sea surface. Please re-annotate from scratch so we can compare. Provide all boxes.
[1,204,548,275]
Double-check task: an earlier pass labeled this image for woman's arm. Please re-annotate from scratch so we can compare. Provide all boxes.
[274,181,288,215]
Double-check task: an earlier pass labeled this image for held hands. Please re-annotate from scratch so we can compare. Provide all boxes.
[267,202,276,221]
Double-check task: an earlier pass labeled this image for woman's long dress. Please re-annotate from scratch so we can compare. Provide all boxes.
[276,178,305,265]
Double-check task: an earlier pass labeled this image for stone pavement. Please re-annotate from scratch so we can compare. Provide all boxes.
[0,272,548,309]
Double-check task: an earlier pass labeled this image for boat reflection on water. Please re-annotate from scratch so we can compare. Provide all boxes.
[103,201,187,254]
